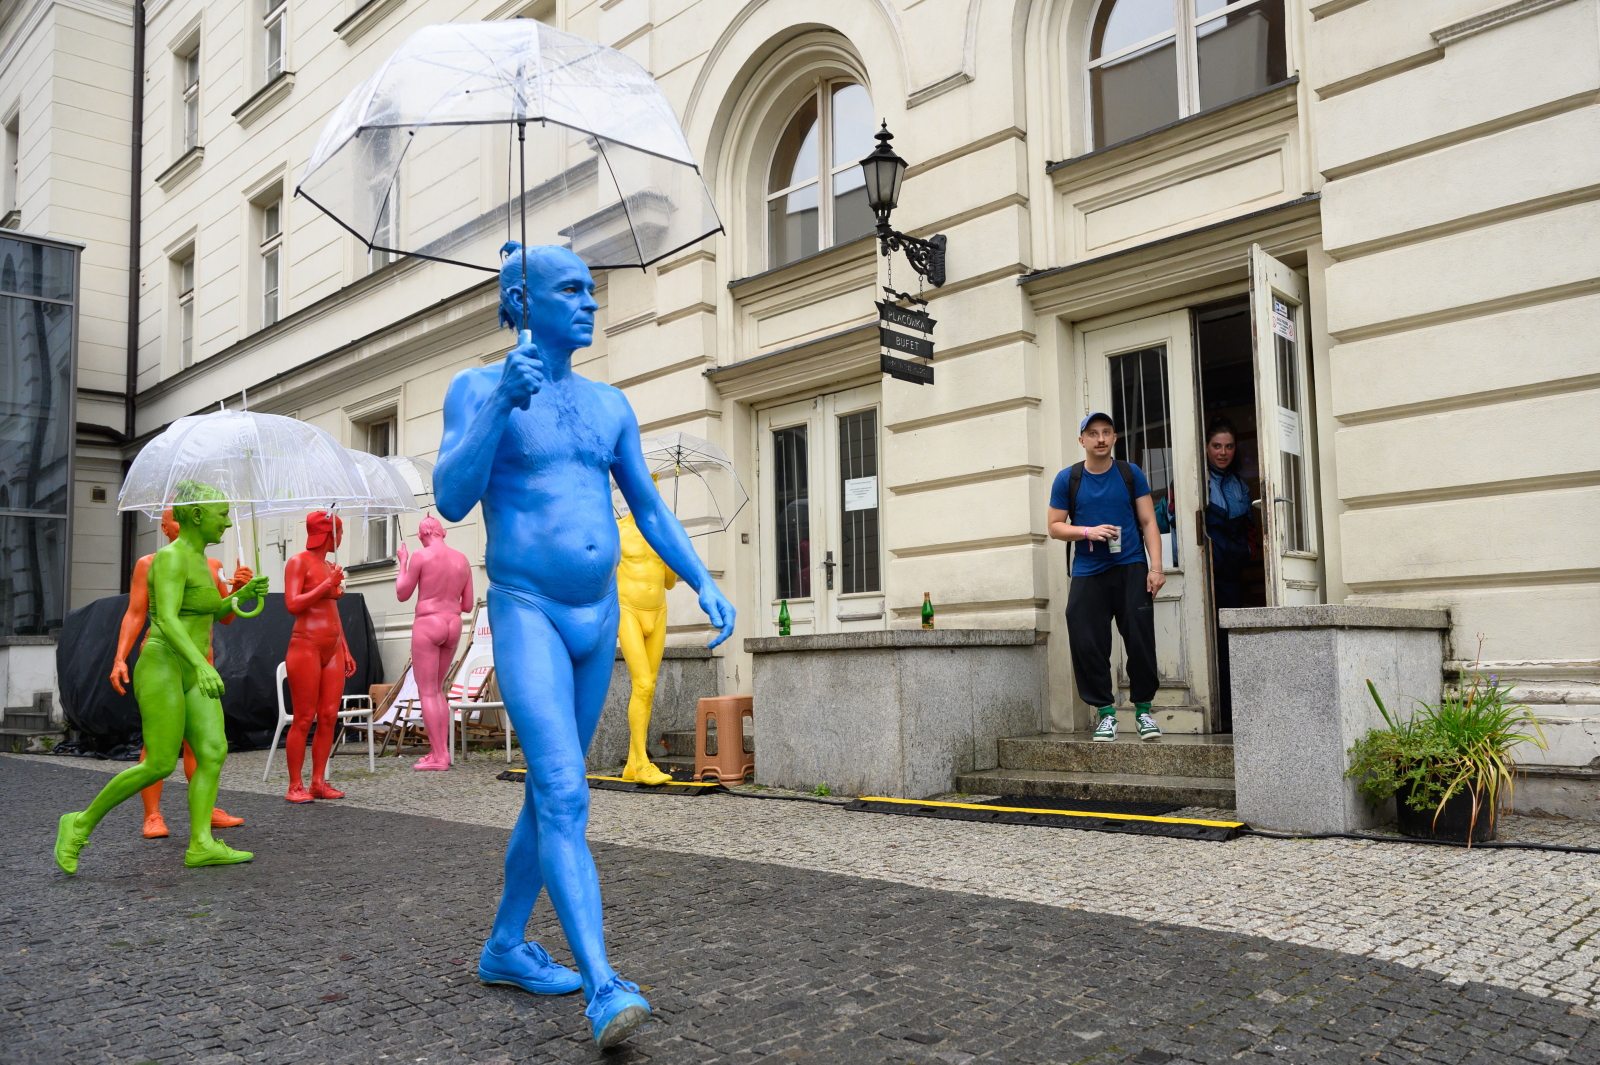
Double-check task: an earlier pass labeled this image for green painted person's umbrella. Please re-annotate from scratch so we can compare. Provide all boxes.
[119,411,375,616]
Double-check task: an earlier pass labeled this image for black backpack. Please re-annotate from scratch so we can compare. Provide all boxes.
[1063,459,1138,571]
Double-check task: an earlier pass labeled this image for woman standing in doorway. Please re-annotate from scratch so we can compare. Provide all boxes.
[1205,423,1253,731]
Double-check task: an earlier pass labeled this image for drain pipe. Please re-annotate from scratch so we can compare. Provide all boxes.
[119,0,145,593]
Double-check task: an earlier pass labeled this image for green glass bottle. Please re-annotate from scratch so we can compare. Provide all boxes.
[778,599,791,636]
[921,592,934,629]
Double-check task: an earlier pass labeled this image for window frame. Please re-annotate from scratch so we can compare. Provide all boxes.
[259,197,282,328]
[369,175,397,272]
[361,416,399,562]
[174,248,196,368]
[180,46,200,152]
[3,112,18,225]
[263,0,287,84]
[1084,0,1285,150]
[763,77,873,271]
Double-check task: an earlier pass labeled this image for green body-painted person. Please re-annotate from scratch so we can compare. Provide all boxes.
[56,481,271,873]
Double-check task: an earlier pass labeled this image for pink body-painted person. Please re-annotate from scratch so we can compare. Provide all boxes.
[396,514,474,770]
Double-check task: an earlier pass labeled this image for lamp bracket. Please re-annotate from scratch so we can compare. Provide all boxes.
[876,225,946,288]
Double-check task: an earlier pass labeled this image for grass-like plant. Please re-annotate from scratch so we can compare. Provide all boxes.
[1346,671,1545,843]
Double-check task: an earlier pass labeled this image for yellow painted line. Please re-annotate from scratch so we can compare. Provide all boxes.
[586,774,723,788]
[856,795,1245,829]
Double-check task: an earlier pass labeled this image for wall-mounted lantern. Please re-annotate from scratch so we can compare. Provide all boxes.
[859,122,946,288]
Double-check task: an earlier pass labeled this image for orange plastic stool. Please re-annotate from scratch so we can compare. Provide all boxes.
[694,695,753,784]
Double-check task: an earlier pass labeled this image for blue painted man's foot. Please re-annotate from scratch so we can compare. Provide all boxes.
[586,975,651,1048]
[478,940,582,995]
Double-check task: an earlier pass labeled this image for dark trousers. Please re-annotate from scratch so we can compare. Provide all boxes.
[1066,561,1159,709]
[1210,544,1249,732]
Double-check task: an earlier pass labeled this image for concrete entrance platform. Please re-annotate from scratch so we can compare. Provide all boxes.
[958,731,1236,807]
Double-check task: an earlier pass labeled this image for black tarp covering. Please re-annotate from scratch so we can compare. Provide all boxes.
[57,592,383,751]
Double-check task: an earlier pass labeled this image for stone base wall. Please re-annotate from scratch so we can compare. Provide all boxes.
[1223,606,1448,834]
[746,630,1047,799]
[585,646,720,770]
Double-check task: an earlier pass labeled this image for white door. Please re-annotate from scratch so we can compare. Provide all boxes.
[755,383,886,635]
[1081,313,1211,732]
[1247,244,1321,606]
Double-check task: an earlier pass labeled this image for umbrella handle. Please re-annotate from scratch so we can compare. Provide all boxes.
[233,507,266,617]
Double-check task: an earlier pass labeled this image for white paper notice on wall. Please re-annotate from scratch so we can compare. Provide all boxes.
[843,476,878,512]
[1272,299,1295,342]
[1276,406,1302,456]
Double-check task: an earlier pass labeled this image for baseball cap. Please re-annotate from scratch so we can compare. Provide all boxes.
[1079,412,1115,433]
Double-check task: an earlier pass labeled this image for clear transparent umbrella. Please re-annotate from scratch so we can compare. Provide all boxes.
[120,411,373,615]
[295,19,721,307]
[614,432,748,538]
[382,455,434,499]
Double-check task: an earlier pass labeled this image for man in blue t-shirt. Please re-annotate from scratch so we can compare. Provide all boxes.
[1047,413,1167,742]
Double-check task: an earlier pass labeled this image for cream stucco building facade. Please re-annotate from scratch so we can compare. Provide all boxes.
[7,0,1596,763]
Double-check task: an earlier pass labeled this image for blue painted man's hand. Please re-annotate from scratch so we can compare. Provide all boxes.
[495,335,546,410]
[699,585,736,649]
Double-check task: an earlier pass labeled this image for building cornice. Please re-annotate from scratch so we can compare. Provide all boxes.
[1432,0,1578,47]
[1021,195,1322,320]
[154,145,202,191]
[232,71,294,128]
[334,0,404,44]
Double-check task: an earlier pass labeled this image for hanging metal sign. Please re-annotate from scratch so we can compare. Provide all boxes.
[876,291,935,386]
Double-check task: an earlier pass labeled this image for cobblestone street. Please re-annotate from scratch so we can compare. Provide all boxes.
[7,753,1600,1064]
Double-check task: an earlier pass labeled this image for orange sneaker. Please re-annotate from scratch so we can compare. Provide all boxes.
[310,782,345,800]
[142,813,169,839]
[210,808,244,828]
[285,783,314,804]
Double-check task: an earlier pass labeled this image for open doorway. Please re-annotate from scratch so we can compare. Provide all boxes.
[1193,297,1267,732]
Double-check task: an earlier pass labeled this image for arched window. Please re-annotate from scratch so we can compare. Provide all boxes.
[766,81,876,269]
[1089,0,1286,149]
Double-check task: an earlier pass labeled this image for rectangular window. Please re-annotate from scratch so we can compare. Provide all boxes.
[364,418,397,560]
[772,425,810,600]
[1108,344,1176,565]
[3,114,19,226]
[176,252,195,367]
[837,409,880,594]
[259,198,281,327]
[181,48,200,151]
[263,0,286,82]
[1196,0,1288,112]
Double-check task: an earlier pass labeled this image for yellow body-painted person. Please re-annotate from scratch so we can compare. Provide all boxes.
[616,513,676,785]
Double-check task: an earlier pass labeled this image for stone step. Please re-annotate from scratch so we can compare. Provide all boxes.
[955,767,1237,809]
[997,731,1234,779]
[659,728,753,759]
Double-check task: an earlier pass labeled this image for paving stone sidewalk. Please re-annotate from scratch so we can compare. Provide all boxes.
[7,756,1600,1065]
[22,749,1600,1007]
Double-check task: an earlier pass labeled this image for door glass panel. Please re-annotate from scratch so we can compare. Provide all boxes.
[773,425,810,599]
[1272,297,1309,552]
[1108,345,1176,567]
[1196,0,1288,111]
[837,409,880,594]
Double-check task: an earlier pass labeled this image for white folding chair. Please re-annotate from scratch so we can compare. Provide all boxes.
[263,661,376,778]
[448,654,512,762]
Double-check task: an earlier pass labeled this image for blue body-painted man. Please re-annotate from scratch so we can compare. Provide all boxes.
[435,243,736,1048]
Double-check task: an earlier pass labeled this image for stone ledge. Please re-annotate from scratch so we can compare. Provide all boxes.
[746,629,1046,654]
[1219,605,1449,632]
[613,644,715,660]
[0,635,55,646]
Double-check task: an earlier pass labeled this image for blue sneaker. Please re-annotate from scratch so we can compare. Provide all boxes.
[585,974,651,1048]
[478,940,582,995]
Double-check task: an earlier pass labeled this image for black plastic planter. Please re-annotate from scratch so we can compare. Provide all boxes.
[1396,784,1497,843]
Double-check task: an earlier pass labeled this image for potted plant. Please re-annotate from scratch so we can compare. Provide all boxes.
[1345,673,1545,844]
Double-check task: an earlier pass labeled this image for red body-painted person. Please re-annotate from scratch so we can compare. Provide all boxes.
[110,508,251,838]
[281,511,356,803]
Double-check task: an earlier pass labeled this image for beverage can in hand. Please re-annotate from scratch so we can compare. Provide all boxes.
[1108,527,1122,554]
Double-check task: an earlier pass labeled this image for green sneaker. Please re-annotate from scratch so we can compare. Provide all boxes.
[184,838,254,868]
[1092,713,1118,742]
[1136,711,1162,741]
[55,811,89,874]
